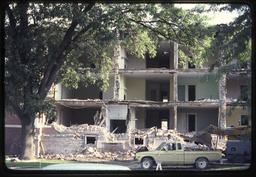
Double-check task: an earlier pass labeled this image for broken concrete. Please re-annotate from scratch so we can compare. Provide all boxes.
[219,74,227,128]
[113,43,121,101]
[37,122,223,162]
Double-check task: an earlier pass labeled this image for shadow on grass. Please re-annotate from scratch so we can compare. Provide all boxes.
[5,159,72,169]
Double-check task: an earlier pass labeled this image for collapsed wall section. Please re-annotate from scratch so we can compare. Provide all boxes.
[41,134,84,156]
[37,122,225,160]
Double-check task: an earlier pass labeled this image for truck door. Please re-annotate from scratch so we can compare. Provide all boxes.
[159,143,179,165]
[175,143,184,165]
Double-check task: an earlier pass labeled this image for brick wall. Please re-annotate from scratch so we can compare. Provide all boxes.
[5,111,21,125]
[41,134,84,156]
[5,128,22,156]
[5,111,22,156]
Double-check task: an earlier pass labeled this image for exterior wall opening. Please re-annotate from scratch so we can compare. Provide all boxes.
[150,90,157,101]
[60,83,102,100]
[146,109,169,129]
[146,81,170,101]
[86,136,96,145]
[188,85,196,101]
[146,41,171,69]
[56,105,101,127]
[161,119,168,130]
[188,61,195,68]
[188,114,196,132]
[241,115,249,126]
[135,137,144,145]
[110,120,127,133]
[241,85,248,101]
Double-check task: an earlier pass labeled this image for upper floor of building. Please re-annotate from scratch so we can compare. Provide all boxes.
[51,41,250,104]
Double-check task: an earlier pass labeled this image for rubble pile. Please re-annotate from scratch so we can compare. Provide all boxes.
[38,146,136,162]
[80,146,136,161]
[194,99,220,102]
[183,142,210,151]
[156,129,184,142]
[38,123,227,161]
[179,131,197,138]
[52,122,117,142]
[39,154,66,160]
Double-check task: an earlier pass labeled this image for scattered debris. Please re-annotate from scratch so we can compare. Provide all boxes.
[35,123,232,162]
[10,158,20,162]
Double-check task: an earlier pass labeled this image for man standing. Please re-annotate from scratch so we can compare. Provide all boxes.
[166,134,172,150]
[156,154,162,170]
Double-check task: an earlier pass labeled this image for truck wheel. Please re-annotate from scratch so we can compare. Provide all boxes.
[195,158,208,169]
[141,158,153,169]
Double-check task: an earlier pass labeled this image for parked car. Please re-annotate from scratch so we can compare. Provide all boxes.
[43,163,130,170]
[223,140,251,163]
[134,141,222,169]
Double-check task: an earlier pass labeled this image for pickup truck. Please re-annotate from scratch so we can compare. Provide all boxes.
[134,141,222,169]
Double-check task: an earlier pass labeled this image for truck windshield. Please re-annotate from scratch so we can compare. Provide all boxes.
[155,142,166,150]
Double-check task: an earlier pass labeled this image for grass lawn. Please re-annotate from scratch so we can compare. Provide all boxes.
[5,158,72,169]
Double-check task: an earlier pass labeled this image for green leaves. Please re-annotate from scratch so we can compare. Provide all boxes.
[124,30,158,59]
[206,4,251,70]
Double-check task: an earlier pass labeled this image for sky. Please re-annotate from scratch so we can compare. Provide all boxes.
[175,4,240,25]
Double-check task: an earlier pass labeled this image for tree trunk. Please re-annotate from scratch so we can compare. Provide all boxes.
[19,115,35,160]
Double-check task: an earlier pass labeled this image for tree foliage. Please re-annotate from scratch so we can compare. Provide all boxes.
[205,4,252,112]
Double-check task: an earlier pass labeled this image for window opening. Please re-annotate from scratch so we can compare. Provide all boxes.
[150,90,157,101]
[188,114,196,132]
[241,115,249,126]
[188,61,195,68]
[177,143,182,150]
[86,136,96,145]
[241,85,248,101]
[166,143,176,150]
[188,85,196,101]
[161,120,168,130]
[135,137,144,145]
[99,91,103,99]
[110,120,127,133]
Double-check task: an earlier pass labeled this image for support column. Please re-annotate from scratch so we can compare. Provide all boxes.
[113,44,121,101]
[99,105,107,127]
[129,107,136,130]
[173,105,177,131]
[173,73,178,102]
[173,42,178,70]
[218,74,227,128]
[105,105,110,132]
[170,41,178,69]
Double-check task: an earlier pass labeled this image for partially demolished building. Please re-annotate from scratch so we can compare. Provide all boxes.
[33,41,250,156]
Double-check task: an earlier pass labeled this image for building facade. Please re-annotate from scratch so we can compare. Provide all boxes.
[53,41,250,134]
